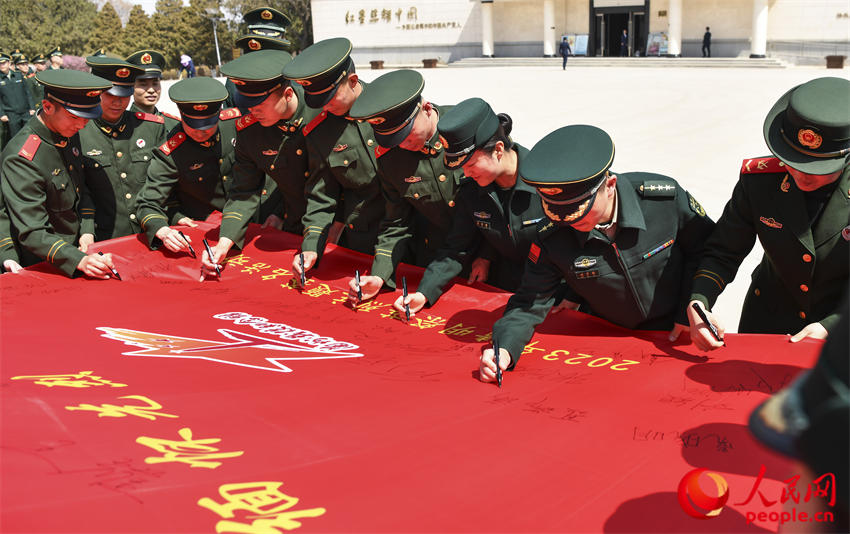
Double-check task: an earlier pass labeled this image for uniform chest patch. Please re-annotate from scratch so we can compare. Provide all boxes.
[136,138,146,148]
[642,239,674,260]
[759,216,782,229]
[262,149,279,156]
[333,144,348,152]
[529,243,541,264]
[473,211,491,219]
[575,270,599,279]
[842,225,850,241]
[573,257,597,269]
[190,163,204,170]
[475,221,491,230]
[404,176,421,183]
[86,149,102,156]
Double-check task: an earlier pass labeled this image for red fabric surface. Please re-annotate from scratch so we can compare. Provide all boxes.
[1,222,824,533]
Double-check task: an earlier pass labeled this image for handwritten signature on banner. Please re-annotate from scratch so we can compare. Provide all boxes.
[223,254,642,374]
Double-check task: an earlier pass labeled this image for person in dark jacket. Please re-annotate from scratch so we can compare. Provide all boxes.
[559,37,572,69]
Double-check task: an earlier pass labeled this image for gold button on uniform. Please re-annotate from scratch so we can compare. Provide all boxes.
[129,213,136,220]
[802,254,812,263]
[367,140,374,147]
[222,175,227,181]
[116,152,123,158]
[448,200,455,207]
[348,223,354,229]
[799,311,807,319]
[125,193,132,199]
[754,288,760,296]
[120,172,127,179]
[304,171,309,177]
[413,193,419,199]
[343,159,349,165]
[143,155,148,161]
[262,189,267,195]
[94,163,99,168]
[198,177,203,182]
[68,165,73,171]
[270,164,275,170]
[219,159,223,164]
[438,174,446,182]
[800,284,809,292]
[296,149,303,155]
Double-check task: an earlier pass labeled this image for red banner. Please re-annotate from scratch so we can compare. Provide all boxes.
[1,221,829,533]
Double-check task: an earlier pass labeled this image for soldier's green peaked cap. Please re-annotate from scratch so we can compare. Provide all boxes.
[0,52,10,63]
[221,49,292,107]
[282,37,353,109]
[86,56,144,97]
[31,53,47,64]
[244,6,291,38]
[14,55,28,65]
[48,47,63,58]
[169,77,228,130]
[36,69,112,119]
[126,50,166,79]
[764,77,850,175]
[349,69,424,148]
[437,97,500,169]
[521,125,615,225]
[236,34,291,53]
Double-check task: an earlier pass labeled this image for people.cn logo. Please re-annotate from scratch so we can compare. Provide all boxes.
[678,468,730,519]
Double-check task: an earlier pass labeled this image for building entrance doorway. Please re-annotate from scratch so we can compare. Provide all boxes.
[590,2,648,57]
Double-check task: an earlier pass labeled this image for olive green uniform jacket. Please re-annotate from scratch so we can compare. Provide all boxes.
[494,172,715,367]
[0,184,20,270]
[220,86,317,248]
[136,112,239,248]
[370,118,464,288]
[24,74,43,110]
[417,144,545,303]
[78,111,167,241]
[0,70,35,138]
[300,82,382,258]
[0,116,95,276]
[129,103,181,132]
[691,157,849,334]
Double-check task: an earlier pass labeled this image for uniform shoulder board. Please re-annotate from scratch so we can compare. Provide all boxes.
[162,111,180,121]
[236,113,259,131]
[302,111,327,136]
[135,111,164,124]
[159,132,187,156]
[219,108,242,120]
[537,218,558,239]
[741,156,784,175]
[637,180,677,198]
[375,145,391,159]
[18,134,41,161]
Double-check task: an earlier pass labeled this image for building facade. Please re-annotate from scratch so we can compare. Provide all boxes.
[311,0,850,64]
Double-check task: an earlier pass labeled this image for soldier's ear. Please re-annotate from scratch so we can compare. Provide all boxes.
[348,73,359,87]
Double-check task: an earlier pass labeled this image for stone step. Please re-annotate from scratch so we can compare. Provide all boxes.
[448,56,786,68]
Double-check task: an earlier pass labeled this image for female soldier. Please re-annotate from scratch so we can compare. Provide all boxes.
[344,70,466,302]
[393,97,547,317]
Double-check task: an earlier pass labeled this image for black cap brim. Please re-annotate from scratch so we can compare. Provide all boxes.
[65,103,103,119]
[106,84,134,97]
[304,81,342,109]
[375,118,416,149]
[764,87,848,176]
[181,114,219,130]
[541,185,601,226]
[234,90,272,109]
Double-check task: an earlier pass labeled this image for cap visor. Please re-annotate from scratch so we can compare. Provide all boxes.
[65,104,102,119]
[543,187,600,227]
[748,388,803,458]
[304,82,341,109]
[137,72,162,80]
[445,149,475,170]
[234,91,271,109]
[374,119,416,149]
[106,85,134,97]
[182,114,219,130]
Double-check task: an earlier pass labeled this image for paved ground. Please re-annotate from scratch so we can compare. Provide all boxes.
[160,66,849,332]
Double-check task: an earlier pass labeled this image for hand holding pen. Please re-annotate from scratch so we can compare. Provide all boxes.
[202,239,221,279]
[402,276,410,321]
[494,340,502,388]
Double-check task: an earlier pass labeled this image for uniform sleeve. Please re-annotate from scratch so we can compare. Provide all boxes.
[0,156,84,276]
[0,186,20,269]
[417,192,482,305]
[77,171,96,237]
[136,148,180,248]
[673,186,716,324]
[690,177,757,311]
[369,173,412,289]
[300,139,339,256]
[219,139,263,248]
[492,238,564,370]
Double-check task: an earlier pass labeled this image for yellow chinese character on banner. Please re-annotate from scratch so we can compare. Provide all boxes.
[282,278,314,290]
[438,323,476,336]
[380,309,403,321]
[261,268,291,281]
[242,262,271,274]
[303,283,337,298]
[353,301,390,313]
[521,340,546,355]
[137,427,243,469]
[409,315,446,330]
[223,254,252,266]
[475,332,492,342]
[66,395,178,421]
[11,371,127,388]
[198,481,326,533]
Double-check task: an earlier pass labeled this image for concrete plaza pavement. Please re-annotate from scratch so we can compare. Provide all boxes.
[160,65,849,333]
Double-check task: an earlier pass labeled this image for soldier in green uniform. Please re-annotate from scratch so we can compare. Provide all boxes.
[48,47,63,70]
[481,125,715,382]
[282,37,383,281]
[28,54,47,107]
[200,49,315,279]
[394,97,547,316]
[688,77,850,350]
[0,185,22,272]
[15,55,33,77]
[0,52,11,151]
[126,50,180,131]
[344,69,463,302]
[0,52,35,140]
[78,56,167,242]
[136,77,242,253]
[0,69,117,278]
[226,7,292,110]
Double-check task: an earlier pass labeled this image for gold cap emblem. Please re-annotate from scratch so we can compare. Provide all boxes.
[797,128,822,149]
[141,53,152,64]
[86,90,102,97]
[116,68,131,78]
[538,187,563,196]
[367,117,386,125]
[248,39,261,51]
[193,104,208,111]
[261,9,273,20]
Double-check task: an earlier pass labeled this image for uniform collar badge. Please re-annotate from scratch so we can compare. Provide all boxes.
[404,176,421,183]
[190,163,204,170]
[332,144,348,152]
[780,175,791,192]
[473,211,491,219]
[574,257,597,269]
[759,216,783,229]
